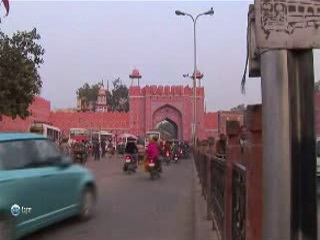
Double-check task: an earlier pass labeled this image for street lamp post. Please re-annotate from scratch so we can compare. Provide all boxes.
[175,8,214,147]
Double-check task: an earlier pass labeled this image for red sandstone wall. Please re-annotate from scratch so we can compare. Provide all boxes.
[218,111,244,135]
[0,89,246,141]
[0,96,51,132]
[204,112,219,139]
[49,112,130,136]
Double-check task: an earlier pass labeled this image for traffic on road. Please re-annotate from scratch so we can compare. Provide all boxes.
[0,131,191,240]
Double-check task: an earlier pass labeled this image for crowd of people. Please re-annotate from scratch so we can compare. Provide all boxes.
[56,134,193,174]
[198,126,248,158]
[58,137,115,164]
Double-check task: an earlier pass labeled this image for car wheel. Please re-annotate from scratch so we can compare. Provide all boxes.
[78,187,95,221]
[0,215,13,240]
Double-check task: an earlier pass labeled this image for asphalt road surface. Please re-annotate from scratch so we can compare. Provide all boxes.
[23,155,195,240]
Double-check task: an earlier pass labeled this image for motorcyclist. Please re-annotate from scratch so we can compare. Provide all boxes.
[72,140,86,164]
[164,141,171,154]
[125,138,138,167]
[171,141,180,155]
[146,136,162,172]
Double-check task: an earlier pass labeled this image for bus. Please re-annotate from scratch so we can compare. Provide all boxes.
[99,131,116,150]
[99,131,115,143]
[117,133,138,154]
[29,122,61,143]
[145,131,161,146]
[69,128,90,142]
[118,133,138,145]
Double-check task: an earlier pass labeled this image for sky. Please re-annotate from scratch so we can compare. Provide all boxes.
[0,1,319,111]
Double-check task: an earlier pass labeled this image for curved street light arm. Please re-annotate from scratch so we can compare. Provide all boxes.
[195,12,206,23]
[185,13,195,23]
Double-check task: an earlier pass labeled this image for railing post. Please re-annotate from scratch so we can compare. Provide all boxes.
[202,154,206,196]
[245,105,262,240]
[225,120,241,240]
[206,155,212,220]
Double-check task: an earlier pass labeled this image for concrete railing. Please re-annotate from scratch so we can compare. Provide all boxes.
[194,104,262,240]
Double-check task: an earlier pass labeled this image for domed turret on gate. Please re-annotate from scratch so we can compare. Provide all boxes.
[129,68,142,86]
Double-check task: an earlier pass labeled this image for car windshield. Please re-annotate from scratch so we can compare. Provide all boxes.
[0,139,61,170]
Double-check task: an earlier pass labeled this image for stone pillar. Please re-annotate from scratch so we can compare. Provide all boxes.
[245,104,262,240]
[224,120,241,240]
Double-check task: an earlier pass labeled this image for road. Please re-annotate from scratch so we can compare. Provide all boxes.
[23,155,195,240]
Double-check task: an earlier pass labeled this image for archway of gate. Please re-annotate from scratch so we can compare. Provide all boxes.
[152,104,182,140]
[155,118,178,140]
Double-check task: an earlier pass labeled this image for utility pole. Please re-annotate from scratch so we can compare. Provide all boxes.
[249,1,318,239]
[175,8,214,146]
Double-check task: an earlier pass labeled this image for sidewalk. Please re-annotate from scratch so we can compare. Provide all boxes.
[192,159,219,240]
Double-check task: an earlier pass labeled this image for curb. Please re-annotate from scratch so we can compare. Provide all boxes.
[192,160,219,240]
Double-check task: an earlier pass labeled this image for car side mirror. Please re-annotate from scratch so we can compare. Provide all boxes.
[60,155,72,168]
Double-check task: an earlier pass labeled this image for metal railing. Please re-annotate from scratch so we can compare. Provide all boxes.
[194,150,246,240]
[232,163,246,240]
[211,157,226,239]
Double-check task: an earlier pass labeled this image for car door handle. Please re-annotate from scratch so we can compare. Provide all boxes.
[41,175,53,178]
[0,179,13,183]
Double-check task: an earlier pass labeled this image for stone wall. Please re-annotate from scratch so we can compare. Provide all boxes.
[0,96,51,132]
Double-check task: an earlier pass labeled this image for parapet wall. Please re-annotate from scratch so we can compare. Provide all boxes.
[0,96,51,132]
[49,111,130,136]
[129,85,205,97]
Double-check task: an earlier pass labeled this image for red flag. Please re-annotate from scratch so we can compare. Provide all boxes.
[2,0,9,16]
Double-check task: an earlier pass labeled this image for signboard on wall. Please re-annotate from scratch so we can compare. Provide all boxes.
[255,0,320,49]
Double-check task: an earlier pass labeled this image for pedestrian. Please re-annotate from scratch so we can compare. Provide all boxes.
[101,140,106,158]
[93,139,100,161]
[239,126,248,152]
[108,141,114,158]
[59,137,70,156]
[216,134,227,158]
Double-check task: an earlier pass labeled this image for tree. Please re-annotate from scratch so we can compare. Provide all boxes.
[108,78,129,112]
[230,104,246,112]
[76,83,101,111]
[0,28,45,119]
[76,78,129,112]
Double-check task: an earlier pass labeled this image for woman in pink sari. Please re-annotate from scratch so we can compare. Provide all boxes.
[145,136,162,172]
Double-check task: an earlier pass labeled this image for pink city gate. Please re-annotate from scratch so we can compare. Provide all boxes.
[129,85,206,141]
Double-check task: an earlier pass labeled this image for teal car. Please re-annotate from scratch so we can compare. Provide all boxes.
[0,133,97,240]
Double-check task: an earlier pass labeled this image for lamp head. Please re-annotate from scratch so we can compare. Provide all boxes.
[205,7,214,16]
[175,10,186,16]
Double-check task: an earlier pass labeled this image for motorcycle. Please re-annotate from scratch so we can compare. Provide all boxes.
[123,155,136,174]
[172,152,179,163]
[164,150,171,165]
[74,151,87,165]
[179,148,189,159]
[147,157,161,180]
